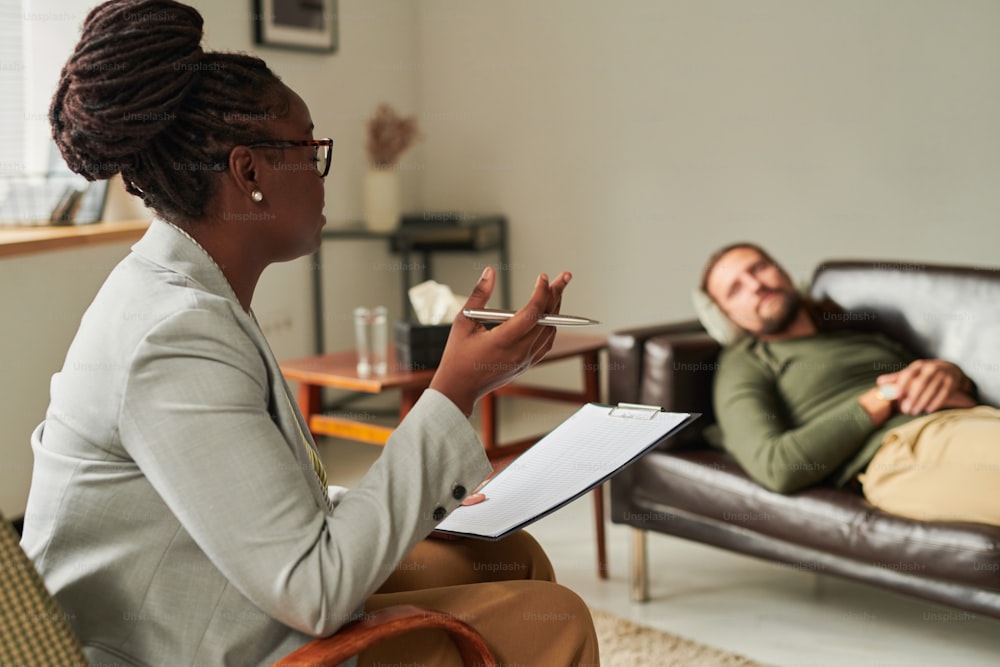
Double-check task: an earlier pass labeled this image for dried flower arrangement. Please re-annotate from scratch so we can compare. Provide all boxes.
[365,103,420,169]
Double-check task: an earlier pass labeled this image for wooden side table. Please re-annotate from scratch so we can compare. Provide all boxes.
[280,331,610,578]
[280,349,431,446]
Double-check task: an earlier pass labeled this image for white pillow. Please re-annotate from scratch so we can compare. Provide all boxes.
[691,289,746,346]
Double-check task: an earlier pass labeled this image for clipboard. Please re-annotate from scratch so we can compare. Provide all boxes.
[434,403,700,540]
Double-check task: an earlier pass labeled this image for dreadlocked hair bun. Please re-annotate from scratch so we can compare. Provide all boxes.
[50,0,286,222]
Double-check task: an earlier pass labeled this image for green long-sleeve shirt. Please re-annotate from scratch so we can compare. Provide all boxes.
[714,329,920,493]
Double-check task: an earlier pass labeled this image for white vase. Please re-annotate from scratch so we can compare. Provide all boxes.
[363,169,401,232]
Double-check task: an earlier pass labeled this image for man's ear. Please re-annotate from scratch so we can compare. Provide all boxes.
[227,146,259,200]
[691,289,747,346]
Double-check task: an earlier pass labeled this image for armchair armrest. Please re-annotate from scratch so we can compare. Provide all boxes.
[271,604,496,667]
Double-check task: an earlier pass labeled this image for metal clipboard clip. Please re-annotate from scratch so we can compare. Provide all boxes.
[608,402,663,420]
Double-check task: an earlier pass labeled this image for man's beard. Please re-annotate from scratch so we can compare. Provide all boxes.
[757,289,802,335]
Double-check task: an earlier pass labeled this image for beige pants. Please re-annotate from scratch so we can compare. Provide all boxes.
[359,531,600,666]
[860,406,1000,525]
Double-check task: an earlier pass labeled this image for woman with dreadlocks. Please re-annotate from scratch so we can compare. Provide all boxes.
[20,1,599,665]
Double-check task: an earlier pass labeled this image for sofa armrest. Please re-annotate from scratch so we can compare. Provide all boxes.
[609,322,720,450]
[608,319,705,406]
[640,332,720,414]
[608,330,722,537]
[641,332,720,448]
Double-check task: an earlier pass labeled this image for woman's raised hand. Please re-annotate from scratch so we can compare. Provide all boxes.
[428,266,572,416]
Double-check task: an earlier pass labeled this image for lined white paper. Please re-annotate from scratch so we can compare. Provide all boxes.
[436,404,693,539]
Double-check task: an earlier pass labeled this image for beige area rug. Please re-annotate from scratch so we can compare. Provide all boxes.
[591,608,769,667]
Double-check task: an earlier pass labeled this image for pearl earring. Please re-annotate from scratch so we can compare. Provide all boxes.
[251,189,263,203]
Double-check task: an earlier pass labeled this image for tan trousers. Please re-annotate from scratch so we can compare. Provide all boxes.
[359,531,600,667]
[860,406,1000,525]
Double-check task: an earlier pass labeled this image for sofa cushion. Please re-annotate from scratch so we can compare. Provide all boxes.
[632,448,1000,591]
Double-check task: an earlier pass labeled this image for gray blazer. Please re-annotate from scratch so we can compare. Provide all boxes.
[21,219,492,666]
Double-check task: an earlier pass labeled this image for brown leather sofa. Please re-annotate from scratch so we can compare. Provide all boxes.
[608,260,1000,618]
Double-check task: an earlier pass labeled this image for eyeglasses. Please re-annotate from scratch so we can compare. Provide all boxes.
[245,138,333,178]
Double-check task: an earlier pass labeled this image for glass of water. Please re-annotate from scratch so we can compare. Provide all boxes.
[354,306,388,376]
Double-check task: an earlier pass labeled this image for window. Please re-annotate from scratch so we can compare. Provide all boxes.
[0,0,108,226]
[0,0,26,177]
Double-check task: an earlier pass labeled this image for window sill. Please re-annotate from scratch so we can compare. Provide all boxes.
[0,220,150,259]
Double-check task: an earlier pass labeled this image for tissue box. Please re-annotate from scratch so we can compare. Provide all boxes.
[394,322,451,371]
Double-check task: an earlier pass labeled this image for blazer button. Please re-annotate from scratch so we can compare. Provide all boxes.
[432,506,446,521]
[452,485,467,500]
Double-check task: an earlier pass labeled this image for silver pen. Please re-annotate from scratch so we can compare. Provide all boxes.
[462,308,600,327]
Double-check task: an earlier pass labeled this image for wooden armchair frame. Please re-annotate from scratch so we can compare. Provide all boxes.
[273,604,495,666]
[1,514,495,667]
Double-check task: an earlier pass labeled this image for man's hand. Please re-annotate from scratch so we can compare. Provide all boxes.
[857,386,896,426]
[428,266,572,417]
[877,359,976,415]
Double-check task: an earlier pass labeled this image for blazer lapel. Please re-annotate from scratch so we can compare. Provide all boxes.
[243,317,333,512]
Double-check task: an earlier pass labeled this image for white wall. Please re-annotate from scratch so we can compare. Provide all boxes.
[415,0,1000,332]
[6,0,1000,515]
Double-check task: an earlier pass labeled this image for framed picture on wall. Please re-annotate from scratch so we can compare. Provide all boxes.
[254,0,338,53]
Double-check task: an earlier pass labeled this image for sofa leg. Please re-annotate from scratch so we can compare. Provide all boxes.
[630,528,649,602]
